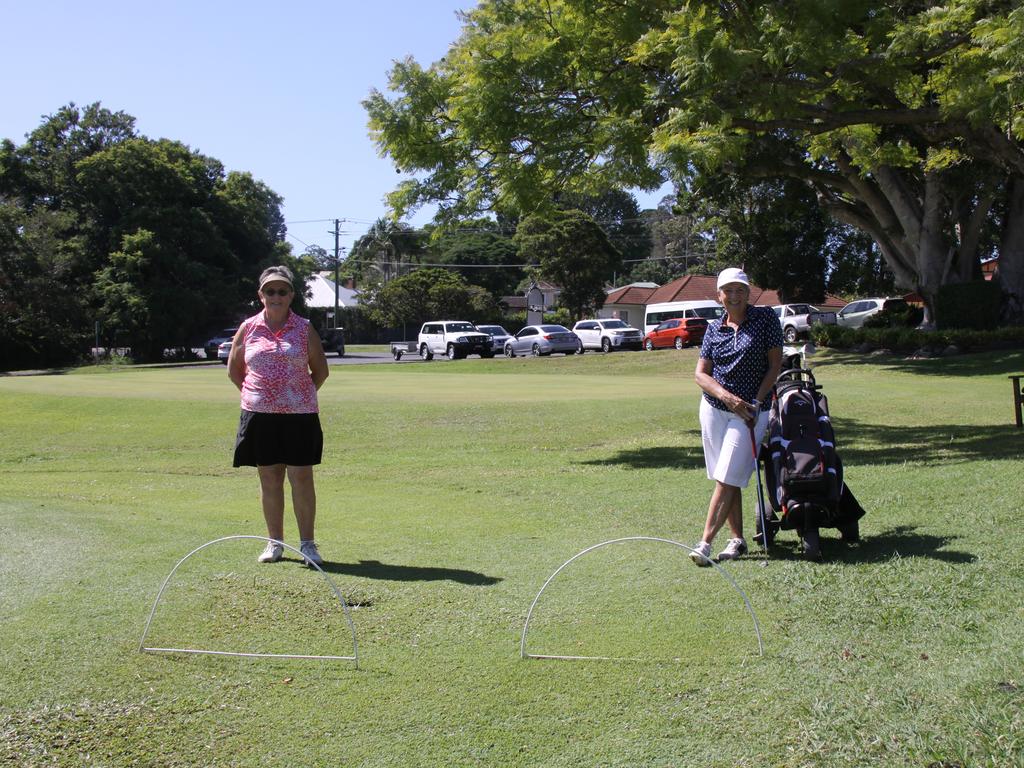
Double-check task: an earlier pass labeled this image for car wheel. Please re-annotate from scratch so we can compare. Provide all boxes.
[783,325,798,343]
[644,339,654,351]
[673,336,683,350]
[531,343,541,357]
[447,343,459,360]
[504,344,516,358]
[601,337,612,353]
[420,343,433,361]
[576,340,585,355]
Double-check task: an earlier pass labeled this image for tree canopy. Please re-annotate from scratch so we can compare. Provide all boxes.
[366,0,1024,325]
[513,209,621,320]
[0,103,291,367]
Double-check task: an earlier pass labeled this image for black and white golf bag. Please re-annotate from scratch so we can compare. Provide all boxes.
[759,369,864,541]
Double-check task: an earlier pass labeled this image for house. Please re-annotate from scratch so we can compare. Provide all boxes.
[305,272,360,309]
[601,273,847,326]
[500,280,562,312]
[598,283,658,327]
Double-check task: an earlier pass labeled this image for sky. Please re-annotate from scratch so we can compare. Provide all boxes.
[2,0,670,260]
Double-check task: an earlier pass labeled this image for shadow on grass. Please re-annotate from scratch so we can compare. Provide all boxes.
[764,524,975,565]
[836,420,1023,466]
[580,445,706,471]
[312,558,502,585]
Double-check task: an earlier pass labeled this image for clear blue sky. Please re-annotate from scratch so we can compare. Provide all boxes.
[1,1,669,258]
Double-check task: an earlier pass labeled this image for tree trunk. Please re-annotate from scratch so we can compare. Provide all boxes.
[915,172,949,329]
[997,176,1024,324]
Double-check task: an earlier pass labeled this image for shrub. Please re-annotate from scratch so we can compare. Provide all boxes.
[936,280,1001,330]
[863,303,923,329]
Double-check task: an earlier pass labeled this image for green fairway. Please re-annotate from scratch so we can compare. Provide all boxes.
[1,349,1022,767]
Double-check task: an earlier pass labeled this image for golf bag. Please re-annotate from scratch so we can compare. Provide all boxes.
[757,369,864,544]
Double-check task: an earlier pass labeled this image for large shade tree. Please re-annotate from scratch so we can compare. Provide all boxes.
[365,0,1024,326]
[0,103,290,367]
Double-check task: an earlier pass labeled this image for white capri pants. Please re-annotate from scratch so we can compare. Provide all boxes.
[699,397,770,488]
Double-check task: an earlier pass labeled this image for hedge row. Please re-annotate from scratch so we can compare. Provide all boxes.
[810,324,1024,353]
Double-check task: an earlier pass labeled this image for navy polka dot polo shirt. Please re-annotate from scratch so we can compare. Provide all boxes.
[699,305,784,412]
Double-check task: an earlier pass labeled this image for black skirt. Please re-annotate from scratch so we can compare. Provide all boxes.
[232,410,324,467]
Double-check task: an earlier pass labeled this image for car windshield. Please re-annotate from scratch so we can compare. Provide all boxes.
[540,325,570,333]
[446,322,477,332]
[789,304,815,314]
[477,325,507,335]
[693,307,724,320]
[600,320,629,329]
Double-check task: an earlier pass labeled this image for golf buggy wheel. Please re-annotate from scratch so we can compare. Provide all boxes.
[392,350,402,361]
[531,343,541,357]
[674,336,684,350]
[504,345,516,358]
[446,344,459,360]
[644,339,654,351]
[420,344,433,361]
[784,325,798,343]
[838,520,860,543]
[601,337,612,353]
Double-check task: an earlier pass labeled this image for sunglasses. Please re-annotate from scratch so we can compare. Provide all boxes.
[262,288,292,297]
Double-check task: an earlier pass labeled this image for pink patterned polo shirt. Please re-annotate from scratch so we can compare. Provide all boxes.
[238,310,319,414]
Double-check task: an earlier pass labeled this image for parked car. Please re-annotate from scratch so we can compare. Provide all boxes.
[836,297,909,328]
[475,324,514,352]
[217,340,232,364]
[503,325,580,357]
[572,318,644,353]
[773,303,838,343]
[321,327,346,357]
[643,317,708,350]
[418,321,494,360]
[204,327,237,360]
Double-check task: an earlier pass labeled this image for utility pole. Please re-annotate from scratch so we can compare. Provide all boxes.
[328,219,345,329]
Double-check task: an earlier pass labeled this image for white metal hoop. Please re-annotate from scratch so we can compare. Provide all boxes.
[520,536,763,661]
[139,535,358,667]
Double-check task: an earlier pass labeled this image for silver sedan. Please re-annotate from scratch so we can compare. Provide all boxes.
[504,325,580,357]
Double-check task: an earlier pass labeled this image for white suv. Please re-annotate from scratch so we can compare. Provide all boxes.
[417,321,495,360]
[572,318,644,353]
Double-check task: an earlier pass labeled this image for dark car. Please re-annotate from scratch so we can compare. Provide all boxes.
[321,328,345,357]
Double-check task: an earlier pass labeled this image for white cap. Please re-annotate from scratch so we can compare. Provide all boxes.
[717,267,750,289]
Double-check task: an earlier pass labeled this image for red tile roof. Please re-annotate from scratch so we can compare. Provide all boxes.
[605,285,657,305]
[606,273,847,308]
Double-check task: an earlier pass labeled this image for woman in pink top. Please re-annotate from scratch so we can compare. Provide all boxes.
[228,266,330,566]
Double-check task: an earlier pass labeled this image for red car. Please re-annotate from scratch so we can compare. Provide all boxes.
[643,317,708,350]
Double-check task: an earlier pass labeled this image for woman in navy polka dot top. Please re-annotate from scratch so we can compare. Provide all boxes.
[689,268,783,566]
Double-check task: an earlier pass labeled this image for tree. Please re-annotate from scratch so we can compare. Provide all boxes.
[365,1,1024,325]
[346,218,426,286]
[430,219,523,298]
[364,267,496,328]
[0,103,290,367]
[555,189,653,276]
[513,209,621,320]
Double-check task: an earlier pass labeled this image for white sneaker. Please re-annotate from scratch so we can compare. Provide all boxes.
[689,541,712,567]
[299,540,323,567]
[258,541,283,563]
[717,537,748,561]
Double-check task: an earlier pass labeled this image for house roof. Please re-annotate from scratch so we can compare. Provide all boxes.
[609,273,846,308]
[605,285,658,305]
[305,272,359,309]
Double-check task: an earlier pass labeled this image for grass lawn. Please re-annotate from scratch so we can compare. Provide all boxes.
[1,348,1022,767]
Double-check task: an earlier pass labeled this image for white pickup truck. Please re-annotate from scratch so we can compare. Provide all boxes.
[772,304,837,343]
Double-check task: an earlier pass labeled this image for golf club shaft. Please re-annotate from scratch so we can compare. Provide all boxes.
[749,415,770,558]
